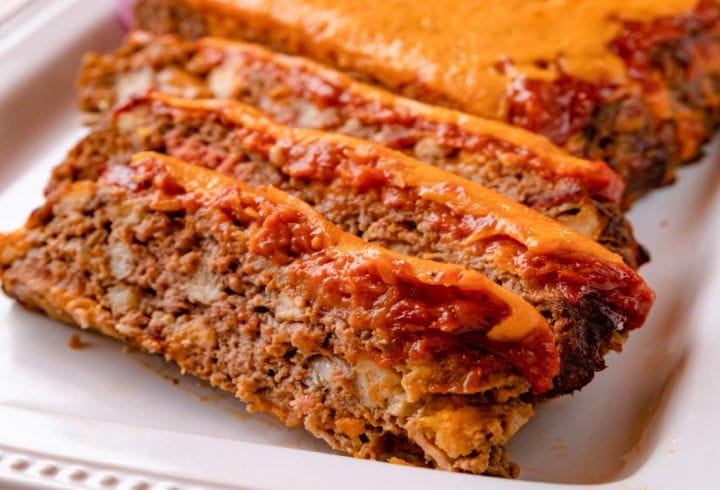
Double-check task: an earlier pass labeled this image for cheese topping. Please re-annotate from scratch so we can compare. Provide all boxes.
[189,0,700,117]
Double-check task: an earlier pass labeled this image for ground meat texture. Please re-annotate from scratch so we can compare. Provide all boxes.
[75,32,646,268]
[2,155,553,476]
[47,95,654,396]
[132,0,720,207]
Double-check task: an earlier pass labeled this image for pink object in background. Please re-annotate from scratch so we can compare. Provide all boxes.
[116,0,134,29]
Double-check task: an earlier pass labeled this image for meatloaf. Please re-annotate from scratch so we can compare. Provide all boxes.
[48,93,655,396]
[76,32,646,268]
[132,0,720,204]
[1,152,563,476]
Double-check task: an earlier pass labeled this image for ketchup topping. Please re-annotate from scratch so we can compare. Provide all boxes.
[506,0,720,146]
[610,0,720,92]
[293,252,559,393]
[520,252,655,331]
[506,73,605,147]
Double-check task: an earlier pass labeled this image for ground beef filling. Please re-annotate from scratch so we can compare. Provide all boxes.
[48,104,654,396]
[1,160,543,477]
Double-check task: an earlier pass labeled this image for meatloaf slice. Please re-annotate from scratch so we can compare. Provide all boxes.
[132,0,720,205]
[76,31,646,268]
[1,152,561,476]
[47,93,655,396]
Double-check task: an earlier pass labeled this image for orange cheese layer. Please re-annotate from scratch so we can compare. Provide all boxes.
[179,0,700,119]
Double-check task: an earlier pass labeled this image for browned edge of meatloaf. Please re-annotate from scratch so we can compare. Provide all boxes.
[46,101,654,396]
[76,31,647,268]
[582,0,720,202]
[0,156,541,476]
[132,0,720,206]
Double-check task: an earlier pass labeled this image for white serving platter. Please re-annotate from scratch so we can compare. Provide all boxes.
[0,1,718,488]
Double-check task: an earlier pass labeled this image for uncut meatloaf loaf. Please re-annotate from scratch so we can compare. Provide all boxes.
[133,0,720,204]
[76,32,646,268]
[0,152,560,476]
[48,93,655,395]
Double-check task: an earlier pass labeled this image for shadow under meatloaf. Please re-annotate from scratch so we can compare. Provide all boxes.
[47,94,655,396]
[1,153,563,476]
[76,31,647,269]
[131,0,720,206]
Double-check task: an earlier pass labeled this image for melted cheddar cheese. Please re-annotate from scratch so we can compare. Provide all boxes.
[185,0,700,118]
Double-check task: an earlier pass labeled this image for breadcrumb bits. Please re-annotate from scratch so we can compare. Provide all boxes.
[67,333,90,350]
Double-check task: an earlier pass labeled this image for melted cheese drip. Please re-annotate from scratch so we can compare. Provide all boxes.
[193,0,700,118]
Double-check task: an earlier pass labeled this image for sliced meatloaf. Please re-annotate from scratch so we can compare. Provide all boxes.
[47,93,655,396]
[132,0,720,204]
[77,31,646,268]
[1,152,563,476]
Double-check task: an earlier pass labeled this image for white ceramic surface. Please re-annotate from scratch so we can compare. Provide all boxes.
[0,1,718,488]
